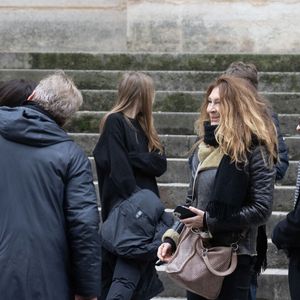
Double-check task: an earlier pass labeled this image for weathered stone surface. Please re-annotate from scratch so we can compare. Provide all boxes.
[285,137,300,160]
[1,0,123,6]
[65,111,300,137]
[158,184,294,213]
[268,242,289,269]
[70,133,300,161]
[70,133,197,158]
[256,269,289,300]
[0,8,126,52]
[1,1,300,54]
[281,160,298,186]
[127,1,300,54]
[92,178,294,215]
[2,53,300,72]
[266,213,288,238]
[2,69,300,94]
[80,90,300,114]
[89,153,298,186]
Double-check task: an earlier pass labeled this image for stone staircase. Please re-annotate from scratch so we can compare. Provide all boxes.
[1,52,299,300]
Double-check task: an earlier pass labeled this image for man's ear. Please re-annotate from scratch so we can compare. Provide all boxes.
[27,90,35,101]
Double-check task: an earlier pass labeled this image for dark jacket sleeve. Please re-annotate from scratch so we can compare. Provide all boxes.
[272,112,289,181]
[104,114,136,198]
[64,146,101,297]
[207,146,275,234]
[128,150,167,177]
[272,195,300,250]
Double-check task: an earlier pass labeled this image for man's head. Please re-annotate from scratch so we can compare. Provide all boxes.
[29,71,83,126]
[0,79,37,107]
[225,61,258,90]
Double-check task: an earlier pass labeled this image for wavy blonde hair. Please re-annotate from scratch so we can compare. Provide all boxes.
[100,72,163,153]
[195,75,278,165]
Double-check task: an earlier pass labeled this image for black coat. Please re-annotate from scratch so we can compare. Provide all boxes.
[93,112,167,221]
[272,183,300,253]
[93,112,167,300]
[271,112,289,180]
[0,106,101,299]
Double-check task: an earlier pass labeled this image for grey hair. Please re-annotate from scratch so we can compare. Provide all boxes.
[32,71,83,125]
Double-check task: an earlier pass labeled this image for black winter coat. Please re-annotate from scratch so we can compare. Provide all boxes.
[93,112,167,220]
[93,112,167,300]
[272,166,300,254]
[271,112,289,180]
[0,106,101,299]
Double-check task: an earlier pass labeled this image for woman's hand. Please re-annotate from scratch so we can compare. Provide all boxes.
[157,242,173,262]
[181,206,205,229]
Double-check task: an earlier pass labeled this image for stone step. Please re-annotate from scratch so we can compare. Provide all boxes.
[157,266,289,300]
[1,69,300,92]
[158,159,298,187]
[266,212,288,238]
[94,180,292,234]
[158,185,295,214]
[93,179,295,212]
[70,133,300,161]
[80,90,300,114]
[1,52,300,72]
[89,156,298,187]
[65,111,300,136]
[267,241,289,269]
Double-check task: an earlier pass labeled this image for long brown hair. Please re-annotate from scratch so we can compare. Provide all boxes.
[100,72,163,152]
[195,75,278,165]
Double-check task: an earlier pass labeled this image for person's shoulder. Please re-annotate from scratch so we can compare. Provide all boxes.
[64,139,87,159]
[106,112,124,123]
[103,112,125,132]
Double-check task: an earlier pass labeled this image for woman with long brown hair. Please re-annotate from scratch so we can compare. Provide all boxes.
[158,75,277,300]
[93,72,167,299]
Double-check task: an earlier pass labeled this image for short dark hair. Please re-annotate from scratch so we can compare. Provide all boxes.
[0,79,37,107]
[225,61,258,90]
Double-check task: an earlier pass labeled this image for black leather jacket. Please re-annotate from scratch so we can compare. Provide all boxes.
[167,145,275,256]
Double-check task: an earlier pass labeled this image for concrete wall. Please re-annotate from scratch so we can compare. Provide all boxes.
[0,0,299,53]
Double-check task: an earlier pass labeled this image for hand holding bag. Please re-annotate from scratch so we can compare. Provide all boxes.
[166,226,238,300]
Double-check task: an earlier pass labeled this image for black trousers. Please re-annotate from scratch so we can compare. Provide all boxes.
[101,248,142,300]
[288,253,300,300]
[187,255,255,300]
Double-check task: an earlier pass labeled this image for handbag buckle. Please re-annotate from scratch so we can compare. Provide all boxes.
[202,248,208,256]
[191,227,201,234]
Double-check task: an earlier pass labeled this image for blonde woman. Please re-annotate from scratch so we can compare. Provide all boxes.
[158,75,277,300]
[93,72,167,299]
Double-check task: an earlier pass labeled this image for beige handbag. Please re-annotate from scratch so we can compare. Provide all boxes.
[166,226,238,300]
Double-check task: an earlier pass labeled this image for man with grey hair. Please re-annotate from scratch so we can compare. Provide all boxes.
[0,72,101,300]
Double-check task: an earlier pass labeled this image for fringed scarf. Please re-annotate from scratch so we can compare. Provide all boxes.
[203,122,250,221]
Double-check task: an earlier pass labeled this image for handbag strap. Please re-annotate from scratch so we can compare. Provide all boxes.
[190,157,203,207]
[202,248,238,276]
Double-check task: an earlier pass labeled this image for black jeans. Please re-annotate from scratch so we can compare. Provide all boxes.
[187,255,255,300]
[288,253,300,300]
